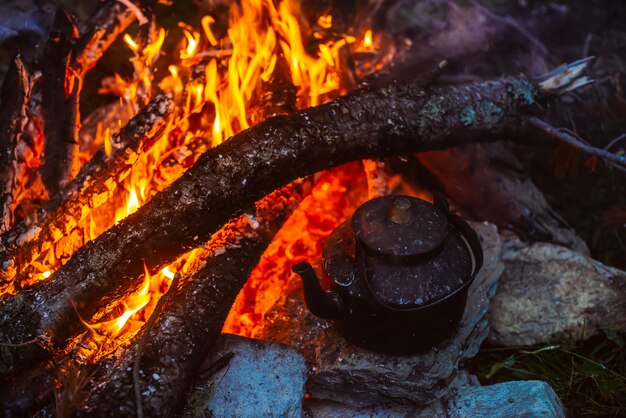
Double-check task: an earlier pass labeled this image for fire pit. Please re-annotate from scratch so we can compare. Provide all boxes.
[0,0,624,416]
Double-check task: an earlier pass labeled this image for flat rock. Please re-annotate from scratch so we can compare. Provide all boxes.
[184,334,306,418]
[447,380,565,418]
[489,238,626,346]
[255,222,503,407]
[304,380,565,418]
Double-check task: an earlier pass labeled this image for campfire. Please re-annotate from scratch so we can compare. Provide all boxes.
[1,0,625,416]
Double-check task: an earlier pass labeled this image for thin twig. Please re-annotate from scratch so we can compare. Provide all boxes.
[528,117,626,169]
[116,0,148,25]
[604,133,626,151]
[133,272,181,418]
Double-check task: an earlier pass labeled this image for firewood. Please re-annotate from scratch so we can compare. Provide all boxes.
[40,10,81,198]
[75,181,309,418]
[74,0,138,75]
[0,93,174,292]
[0,181,309,417]
[0,69,582,378]
[41,1,140,197]
[0,52,32,234]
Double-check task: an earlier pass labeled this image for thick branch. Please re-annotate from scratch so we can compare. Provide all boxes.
[0,93,174,292]
[0,52,32,233]
[76,181,309,417]
[0,74,544,377]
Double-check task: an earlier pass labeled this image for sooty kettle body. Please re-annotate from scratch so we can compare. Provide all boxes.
[292,194,483,355]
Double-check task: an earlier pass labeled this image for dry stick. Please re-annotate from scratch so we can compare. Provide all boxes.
[0,66,587,378]
[76,181,309,418]
[0,93,173,291]
[0,52,31,234]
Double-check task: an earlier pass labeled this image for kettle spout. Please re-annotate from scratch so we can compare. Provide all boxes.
[292,262,345,319]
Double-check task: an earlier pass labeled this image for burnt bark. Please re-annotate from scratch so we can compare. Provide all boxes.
[0,93,174,292]
[74,0,138,75]
[41,1,139,197]
[40,10,81,197]
[0,74,543,378]
[0,181,308,417]
[75,181,309,417]
[0,53,32,234]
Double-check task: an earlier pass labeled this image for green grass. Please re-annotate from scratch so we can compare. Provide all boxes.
[470,332,626,417]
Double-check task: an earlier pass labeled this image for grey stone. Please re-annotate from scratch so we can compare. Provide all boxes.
[304,381,565,418]
[255,222,504,407]
[184,334,306,418]
[447,381,565,418]
[489,238,626,346]
[0,0,49,42]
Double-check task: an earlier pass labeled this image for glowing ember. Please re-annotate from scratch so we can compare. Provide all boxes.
[161,266,176,280]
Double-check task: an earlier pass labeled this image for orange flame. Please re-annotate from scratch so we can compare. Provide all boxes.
[83,264,152,337]
[363,29,374,50]
[21,1,386,353]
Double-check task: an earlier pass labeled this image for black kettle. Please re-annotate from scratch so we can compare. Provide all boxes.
[292,194,483,355]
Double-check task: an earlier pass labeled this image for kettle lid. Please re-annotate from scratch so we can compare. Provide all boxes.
[351,195,448,260]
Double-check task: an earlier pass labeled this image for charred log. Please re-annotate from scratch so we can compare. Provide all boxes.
[40,10,81,198]
[76,181,309,418]
[0,181,308,417]
[41,1,140,197]
[0,93,174,292]
[0,53,32,233]
[74,0,139,75]
[0,72,560,377]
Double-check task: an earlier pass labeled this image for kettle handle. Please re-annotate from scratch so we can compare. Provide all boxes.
[435,194,484,287]
[357,194,484,312]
